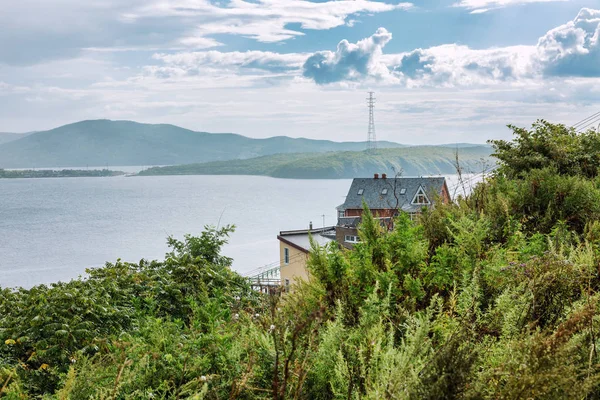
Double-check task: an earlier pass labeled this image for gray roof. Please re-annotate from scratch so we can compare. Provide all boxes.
[340,176,447,213]
[278,227,336,252]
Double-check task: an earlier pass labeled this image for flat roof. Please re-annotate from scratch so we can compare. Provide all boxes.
[278,227,336,252]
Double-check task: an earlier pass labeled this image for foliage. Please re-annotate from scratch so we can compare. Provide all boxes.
[489,119,600,179]
[4,120,600,398]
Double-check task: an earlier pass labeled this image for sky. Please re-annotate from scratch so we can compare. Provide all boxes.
[0,0,599,144]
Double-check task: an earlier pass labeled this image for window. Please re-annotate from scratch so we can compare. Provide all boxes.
[285,278,290,292]
[381,188,388,195]
[409,212,418,221]
[284,247,290,264]
[400,188,406,195]
[339,210,345,218]
[412,186,430,205]
[357,189,364,195]
[345,235,360,243]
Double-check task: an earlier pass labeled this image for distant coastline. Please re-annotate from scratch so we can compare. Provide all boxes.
[0,169,125,179]
[138,146,495,179]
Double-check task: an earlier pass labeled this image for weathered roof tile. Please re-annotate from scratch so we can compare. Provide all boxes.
[340,176,447,212]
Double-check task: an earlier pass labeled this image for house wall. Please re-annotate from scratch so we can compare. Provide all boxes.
[335,226,359,249]
[279,241,310,288]
[441,182,451,203]
[344,209,396,218]
[345,209,362,217]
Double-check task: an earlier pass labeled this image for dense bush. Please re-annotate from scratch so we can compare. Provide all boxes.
[3,120,600,398]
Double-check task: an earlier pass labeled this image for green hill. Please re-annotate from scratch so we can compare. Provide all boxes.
[139,146,494,179]
[0,120,409,168]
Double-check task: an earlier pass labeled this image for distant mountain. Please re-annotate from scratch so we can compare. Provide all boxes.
[139,146,495,179]
[0,132,31,146]
[0,120,410,169]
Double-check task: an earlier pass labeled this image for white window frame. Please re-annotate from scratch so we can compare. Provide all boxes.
[284,247,290,264]
[345,235,360,243]
[411,186,431,205]
[357,189,364,195]
[338,210,345,218]
[400,188,407,195]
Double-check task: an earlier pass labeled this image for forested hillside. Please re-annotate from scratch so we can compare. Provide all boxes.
[3,120,600,398]
[0,120,406,168]
[139,145,493,179]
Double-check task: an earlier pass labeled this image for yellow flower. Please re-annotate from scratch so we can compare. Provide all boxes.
[39,363,50,370]
[4,339,16,345]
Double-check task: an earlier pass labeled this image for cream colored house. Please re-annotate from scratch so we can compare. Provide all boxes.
[277,226,336,289]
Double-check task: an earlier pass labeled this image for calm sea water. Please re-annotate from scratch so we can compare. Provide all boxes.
[0,174,471,288]
[0,175,353,288]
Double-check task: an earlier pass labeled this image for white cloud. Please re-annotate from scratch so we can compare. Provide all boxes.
[1,3,599,145]
[453,0,569,14]
[302,28,396,84]
[126,0,412,44]
[536,8,600,77]
[177,37,223,49]
[299,8,600,86]
[0,0,410,64]
[0,82,31,95]
[153,51,307,71]
[388,44,536,87]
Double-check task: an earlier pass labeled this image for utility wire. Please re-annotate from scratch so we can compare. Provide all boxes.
[573,111,600,129]
[576,115,600,133]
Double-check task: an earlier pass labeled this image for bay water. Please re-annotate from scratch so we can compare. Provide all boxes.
[0,175,352,288]
[0,173,471,288]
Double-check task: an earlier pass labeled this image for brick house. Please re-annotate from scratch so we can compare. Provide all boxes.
[336,174,450,248]
[277,174,450,286]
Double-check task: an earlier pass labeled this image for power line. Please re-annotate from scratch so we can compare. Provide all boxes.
[572,111,600,129]
[576,115,600,133]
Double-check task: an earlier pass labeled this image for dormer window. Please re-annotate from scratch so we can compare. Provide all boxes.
[412,186,430,205]
[357,189,364,195]
[381,188,388,195]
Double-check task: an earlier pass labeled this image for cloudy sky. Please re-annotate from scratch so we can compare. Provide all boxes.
[1,0,599,144]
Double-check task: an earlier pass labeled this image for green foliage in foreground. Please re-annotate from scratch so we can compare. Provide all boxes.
[138,145,494,179]
[3,120,600,398]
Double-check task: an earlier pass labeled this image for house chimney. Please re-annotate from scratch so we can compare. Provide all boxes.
[309,221,313,230]
[374,173,379,179]
[382,173,387,179]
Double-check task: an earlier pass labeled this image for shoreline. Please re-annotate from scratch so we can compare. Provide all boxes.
[0,169,126,179]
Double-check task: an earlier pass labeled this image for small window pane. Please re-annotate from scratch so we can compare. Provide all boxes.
[357,189,364,195]
[284,248,290,264]
[345,235,360,243]
[381,188,388,195]
[400,188,406,195]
